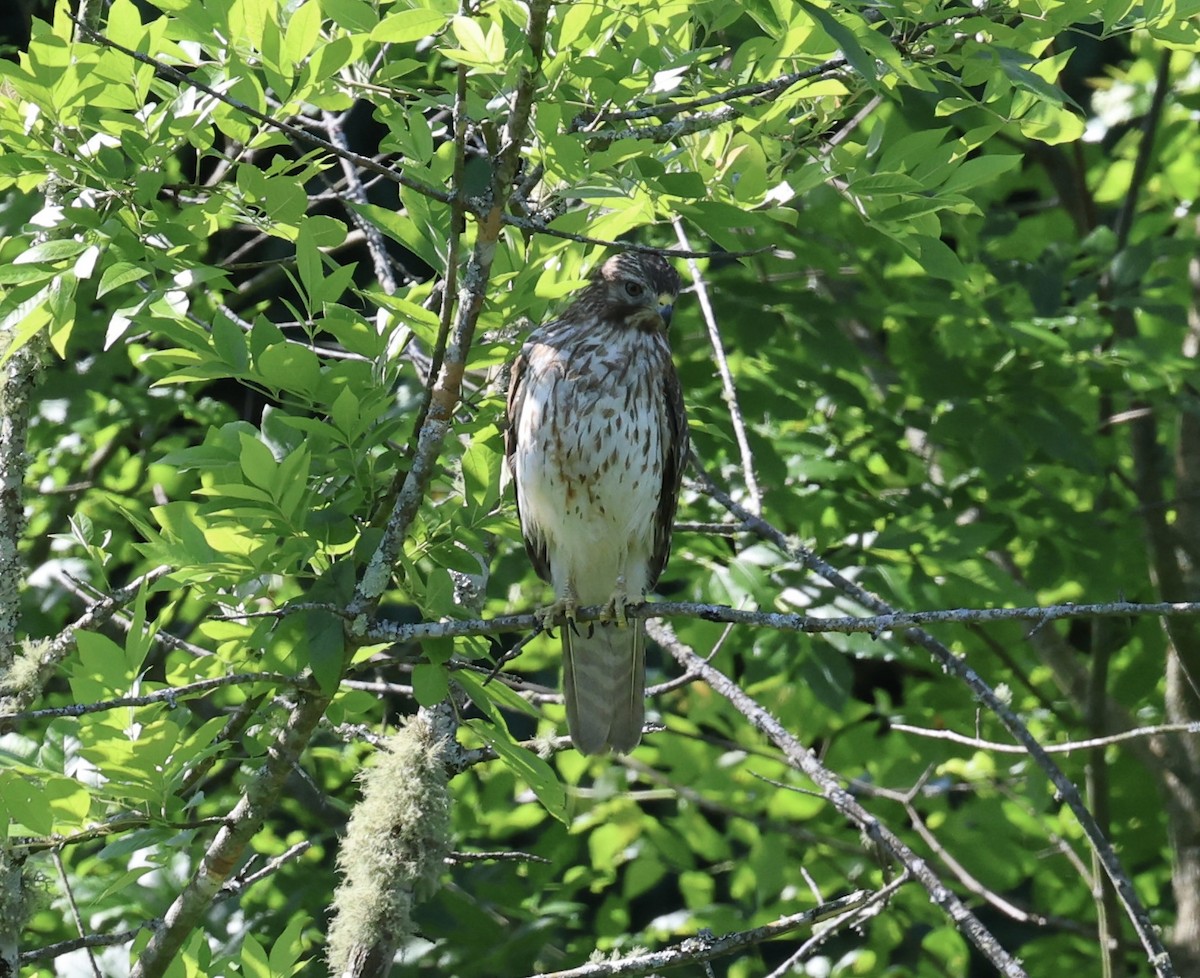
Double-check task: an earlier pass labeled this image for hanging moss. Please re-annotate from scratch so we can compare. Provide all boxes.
[326,712,451,978]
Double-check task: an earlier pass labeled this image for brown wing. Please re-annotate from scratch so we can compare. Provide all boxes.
[504,343,552,582]
[648,358,688,588]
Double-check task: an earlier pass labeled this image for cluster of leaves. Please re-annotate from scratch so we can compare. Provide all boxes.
[0,0,1198,976]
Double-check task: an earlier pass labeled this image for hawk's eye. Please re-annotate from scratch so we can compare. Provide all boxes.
[623,281,645,298]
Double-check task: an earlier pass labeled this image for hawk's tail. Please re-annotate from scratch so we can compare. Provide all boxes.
[562,621,645,755]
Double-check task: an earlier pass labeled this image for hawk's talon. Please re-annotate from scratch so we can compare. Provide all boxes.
[599,577,630,628]
[537,587,579,634]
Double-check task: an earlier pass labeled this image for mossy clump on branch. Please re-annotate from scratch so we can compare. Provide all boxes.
[326,712,451,977]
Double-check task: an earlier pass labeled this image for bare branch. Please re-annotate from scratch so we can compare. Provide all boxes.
[52,850,103,978]
[445,850,550,865]
[673,219,762,515]
[320,110,400,295]
[891,720,1200,755]
[531,888,882,978]
[762,875,909,978]
[350,596,1200,646]
[221,841,313,898]
[0,672,301,725]
[20,928,145,965]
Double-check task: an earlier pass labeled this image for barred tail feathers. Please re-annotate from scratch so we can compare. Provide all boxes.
[562,621,645,755]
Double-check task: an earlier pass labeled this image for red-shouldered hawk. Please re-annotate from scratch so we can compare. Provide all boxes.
[506,252,688,754]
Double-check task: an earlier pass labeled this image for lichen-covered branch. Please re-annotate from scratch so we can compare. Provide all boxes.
[649,620,1030,978]
[0,565,171,719]
[530,885,891,978]
[693,469,1179,978]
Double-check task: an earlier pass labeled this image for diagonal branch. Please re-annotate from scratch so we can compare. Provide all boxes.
[129,690,331,978]
[691,467,1179,978]
[0,565,171,719]
[650,621,1029,978]
[349,0,552,618]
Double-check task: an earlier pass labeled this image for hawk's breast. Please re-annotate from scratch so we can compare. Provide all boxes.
[513,325,672,601]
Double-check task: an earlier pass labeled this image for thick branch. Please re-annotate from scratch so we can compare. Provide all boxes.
[349,0,552,618]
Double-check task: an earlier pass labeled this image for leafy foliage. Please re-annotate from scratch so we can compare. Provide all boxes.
[1,0,1199,976]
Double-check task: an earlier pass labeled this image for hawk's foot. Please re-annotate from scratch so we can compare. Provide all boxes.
[599,577,630,628]
[536,587,579,634]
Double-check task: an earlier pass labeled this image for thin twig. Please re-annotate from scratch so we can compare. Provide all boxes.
[762,874,909,978]
[890,720,1200,754]
[221,841,312,897]
[20,928,146,965]
[673,218,762,515]
[52,850,103,978]
[0,672,302,724]
[353,596,1200,645]
[445,849,551,865]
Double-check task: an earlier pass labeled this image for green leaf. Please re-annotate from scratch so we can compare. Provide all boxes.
[97,261,150,297]
[441,15,506,72]
[0,771,52,835]
[14,238,89,265]
[939,154,1022,193]
[269,914,310,975]
[240,934,271,978]
[412,662,450,705]
[304,609,346,692]
[457,672,566,822]
[257,342,321,396]
[795,0,878,85]
[295,227,323,312]
[371,8,448,42]
[322,0,377,32]
[461,431,502,514]
[211,313,250,371]
[239,433,279,492]
[283,0,322,66]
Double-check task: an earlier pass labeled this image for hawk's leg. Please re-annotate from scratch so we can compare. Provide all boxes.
[537,582,579,634]
[600,574,629,628]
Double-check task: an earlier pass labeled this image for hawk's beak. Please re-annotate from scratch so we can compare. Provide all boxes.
[657,298,674,328]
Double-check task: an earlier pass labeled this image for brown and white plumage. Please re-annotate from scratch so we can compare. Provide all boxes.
[505,252,688,754]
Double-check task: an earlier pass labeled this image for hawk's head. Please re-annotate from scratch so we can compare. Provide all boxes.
[585,252,681,333]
